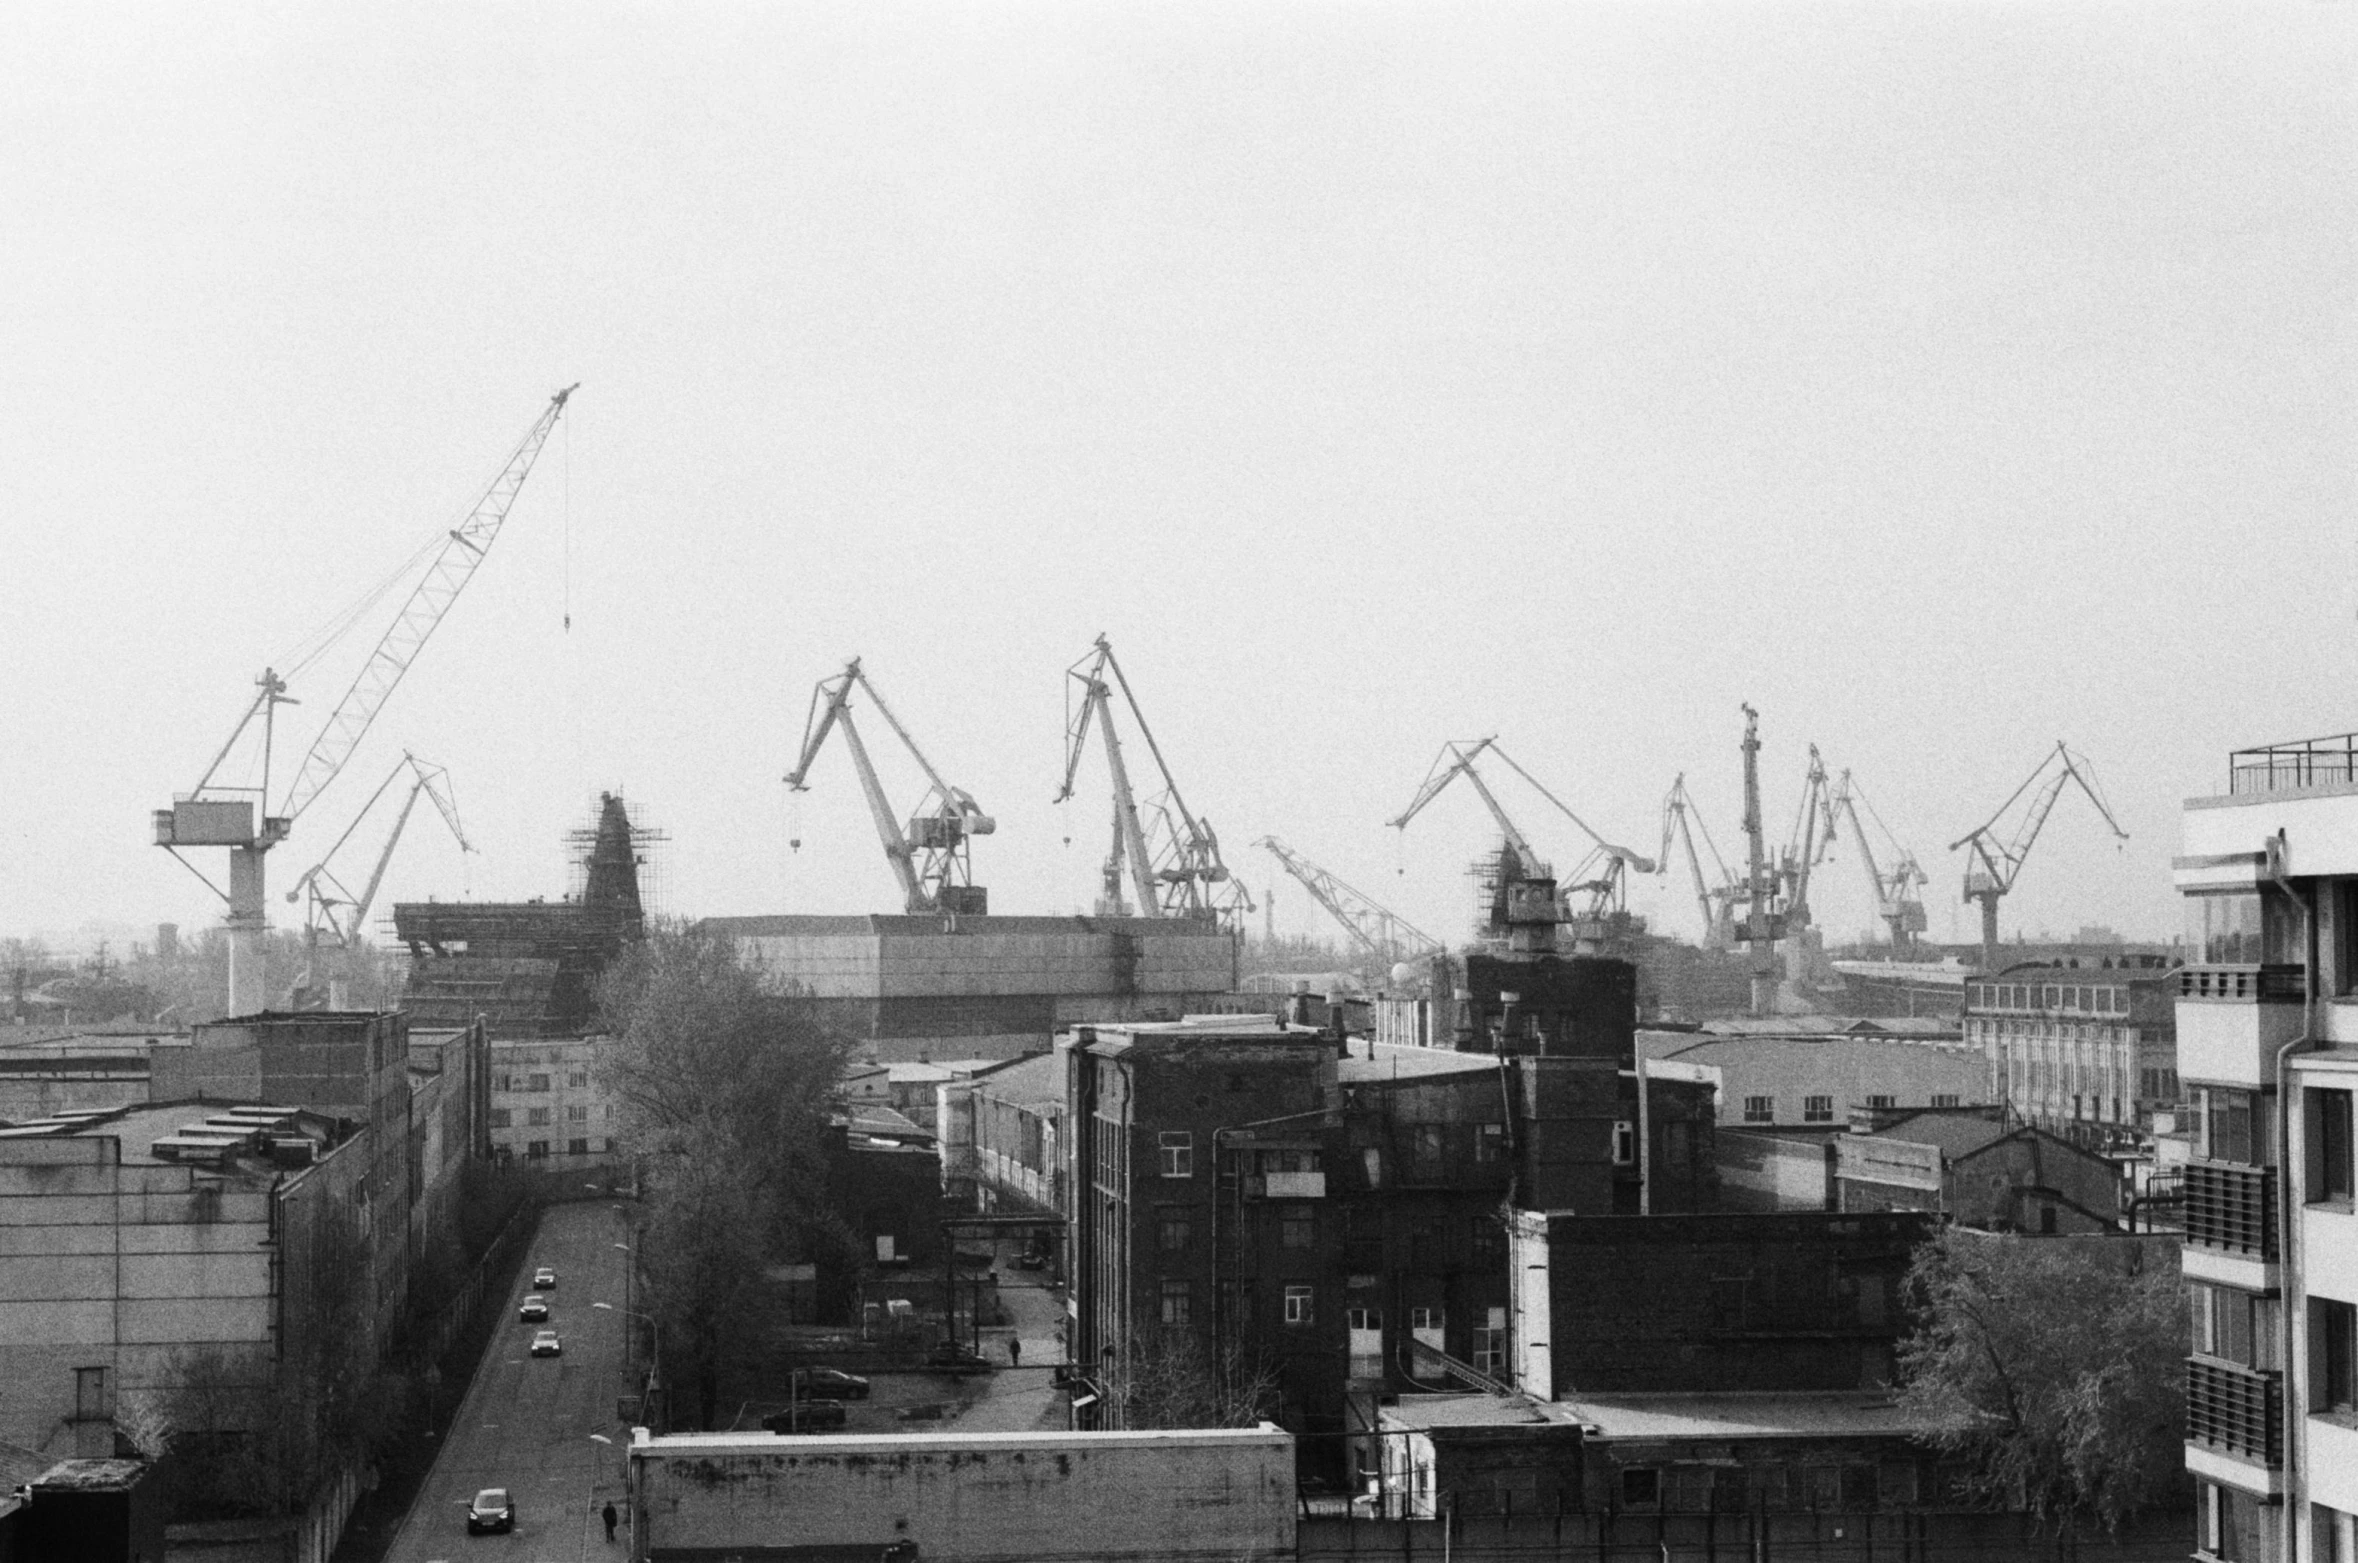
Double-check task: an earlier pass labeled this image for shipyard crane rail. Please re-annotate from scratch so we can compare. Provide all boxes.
[785,657,994,915]
[283,753,470,1006]
[154,385,576,1014]
[1054,635,1248,927]
[1948,741,2127,971]
[1256,836,1444,967]
[1658,774,1741,949]
[1816,768,1928,949]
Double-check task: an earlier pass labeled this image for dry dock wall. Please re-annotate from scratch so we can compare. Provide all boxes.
[630,1426,1295,1563]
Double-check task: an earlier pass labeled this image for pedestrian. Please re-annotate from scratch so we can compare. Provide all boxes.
[602,1500,618,1543]
[1008,1337,1021,1367]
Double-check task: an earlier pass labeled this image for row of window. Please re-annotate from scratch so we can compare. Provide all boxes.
[1969,982,2132,1016]
[508,1137,612,1158]
[1740,1094,1877,1123]
[489,1105,599,1128]
[492,1070,591,1093]
[1154,1278,1320,1327]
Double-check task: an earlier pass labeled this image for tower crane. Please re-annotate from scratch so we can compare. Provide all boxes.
[1388,738,1654,950]
[1658,775,1740,950]
[153,385,576,1014]
[283,753,470,1008]
[1256,836,1444,970]
[1054,636,1249,928]
[1816,768,1929,950]
[784,657,995,915]
[1949,742,2127,973]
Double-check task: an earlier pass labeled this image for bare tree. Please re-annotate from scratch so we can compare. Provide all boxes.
[1119,1329,1282,1430]
[1896,1229,2184,1534]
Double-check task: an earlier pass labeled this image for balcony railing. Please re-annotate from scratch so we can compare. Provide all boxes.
[2185,1357,2282,1466]
[2230,733,2358,796]
[2178,965,2305,1002]
[2183,1160,2278,1258]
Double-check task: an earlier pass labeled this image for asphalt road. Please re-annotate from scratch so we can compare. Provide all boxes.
[381,1200,635,1563]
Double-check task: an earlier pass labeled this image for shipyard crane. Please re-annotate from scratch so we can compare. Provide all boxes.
[1053,635,1249,928]
[1949,742,2127,972]
[283,753,470,1007]
[1658,775,1740,949]
[1256,836,1444,969]
[784,657,995,915]
[1816,768,1929,950]
[1778,746,1835,937]
[153,385,576,1014]
[1389,738,1654,945]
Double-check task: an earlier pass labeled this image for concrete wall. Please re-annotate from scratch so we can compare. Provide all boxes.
[629,1427,1296,1563]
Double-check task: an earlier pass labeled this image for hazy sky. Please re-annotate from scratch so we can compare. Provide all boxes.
[4,3,2354,961]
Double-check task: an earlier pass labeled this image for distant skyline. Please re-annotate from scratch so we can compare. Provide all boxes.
[4,4,2352,961]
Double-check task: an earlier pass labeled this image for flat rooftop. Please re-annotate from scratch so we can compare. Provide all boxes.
[1560,1391,1949,1442]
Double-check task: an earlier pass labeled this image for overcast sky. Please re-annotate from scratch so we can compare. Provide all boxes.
[4,3,2354,961]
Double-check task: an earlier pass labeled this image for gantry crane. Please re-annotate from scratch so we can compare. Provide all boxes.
[1053,636,1249,928]
[784,657,995,915]
[1816,767,1929,950]
[1389,738,1654,950]
[1658,774,1740,950]
[1949,741,2127,972]
[283,753,470,1008]
[153,385,576,1014]
[1256,836,1444,970]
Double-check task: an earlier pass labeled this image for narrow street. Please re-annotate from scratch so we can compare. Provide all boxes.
[944,1245,1071,1434]
[378,1201,635,1562]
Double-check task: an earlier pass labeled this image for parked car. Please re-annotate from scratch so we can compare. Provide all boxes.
[1011,1251,1048,1271]
[532,1267,557,1289]
[792,1368,870,1400]
[517,1298,549,1323]
[925,1343,990,1375]
[466,1488,516,1534]
[529,1329,562,1358]
[763,1400,848,1432]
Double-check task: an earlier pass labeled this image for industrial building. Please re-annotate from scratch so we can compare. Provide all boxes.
[1832,1106,2124,1231]
[2170,730,2358,1563]
[1963,956,2180,1148]
[1638,1019,1984,1132]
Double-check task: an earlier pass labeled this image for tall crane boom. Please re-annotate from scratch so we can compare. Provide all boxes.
[283,753,470,1006]
[1256,836,1444,967]
[1053,636,1245,927]
[785,657,994,915]
[1817,768,1928,949]
[1658,774,1739,949]
[1780,745,1833,934]
[1948,741,2127,971]
[154,385,576,1014]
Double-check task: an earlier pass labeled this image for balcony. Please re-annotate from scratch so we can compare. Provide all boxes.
[1243,1171,1326,1199]
[2183,1160,2278,1258]
[2185,1357,2282,1467]
[2178,966,2304,1002]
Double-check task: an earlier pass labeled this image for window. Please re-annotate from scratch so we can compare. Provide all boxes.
[567,1104,590,1124]
[528,1072,551,1092]
[1865,1094,1895,1111]
[1611,1121,1636,1165]
[489,1108,512,1129]
[1158,1211,1191,1252]
[528,1107,551,1126]
[1159,1279,1192,1328]
[2186,889,2300,967]
[2206,1088,2262,1165]
[1280,1206,1316,1249]
[1159,1131,1193,1178]
[1475,1123,1505,1162]
[1473,1307,1506,1373]
[1411,1124,1446,1172]
[1620,1467,1660,1509]
[1803,1096,1834,1123]
[1743,1095,1773,1123]
[492,1072,514,1092]
[2317,1298,2357,1416]
[74,1366,109,1421]
[2190,1283,2273,1368]
[526,1140,549,1159]
[567,1137,590,1155]
[1410,1306,1444,1335]
[2315,1503,2355,1563]
[2311,1088,2355,1204]
[1931,1094,1961,1109]
[568,1071,588,1088]
[1346,1306,1381,1332]
[1283,1284,1314,1326]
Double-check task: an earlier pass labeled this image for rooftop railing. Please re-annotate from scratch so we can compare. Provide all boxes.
[2230,733,2358,796]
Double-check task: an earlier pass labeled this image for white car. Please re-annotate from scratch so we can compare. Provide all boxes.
[532,1267,558,1289]
[530,1329,562,1358]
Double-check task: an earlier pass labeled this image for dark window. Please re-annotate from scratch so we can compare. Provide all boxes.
[1158,1211,1191,1252]
[2208,1088,2260,1165]
[1475,1123,1506,1162]
[528,1106,551,1126]
[1804,1096,1834,1123]
[526,1140,549,1159]
[1620,1468,1659,1509]
[1280,1206,1316,1250]
[568,1070,588,1087]
[488,1108,511,1129]
[1743,1095,1773,1123]
[1159,1279,1191,1328]
[1932,1094,1961,1109]
[567,1137,590,1155]
[528,1072,551,1092]
[1412,1125,1446,1170]
[2312,1088,2355,1203]
[2317,1298,2357,1415]
[1866,1095,1895,1110]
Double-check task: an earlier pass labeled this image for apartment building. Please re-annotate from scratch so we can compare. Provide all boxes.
[487,1034,619,1164]
[2173,731,2358,1562]
[1963,957,2180,1148]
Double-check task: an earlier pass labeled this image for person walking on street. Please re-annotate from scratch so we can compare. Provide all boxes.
[603,1501,619,1543]
[1008,1337,1021,1367]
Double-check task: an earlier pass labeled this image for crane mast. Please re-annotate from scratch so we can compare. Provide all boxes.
[1256,836,1444,968]
[154,385,576,1015]
[1738,705,1782,1016]
[785,658,994,915]
[1948,741,2127,972]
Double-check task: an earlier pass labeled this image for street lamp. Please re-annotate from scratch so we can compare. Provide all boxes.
[593,1299,662,1430]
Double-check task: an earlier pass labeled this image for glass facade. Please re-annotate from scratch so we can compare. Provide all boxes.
[2184,889,2300,966]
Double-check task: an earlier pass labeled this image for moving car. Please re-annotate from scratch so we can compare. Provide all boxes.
[791,1367,870,1400]
[466,1488,516,1534]
[530,1329,562,1358]
[517,1298,549,1323]
[763,1400,848,1433]
[532,1267,558,1289]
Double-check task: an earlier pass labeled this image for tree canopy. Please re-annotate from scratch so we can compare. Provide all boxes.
[1896,1229,2184,1533]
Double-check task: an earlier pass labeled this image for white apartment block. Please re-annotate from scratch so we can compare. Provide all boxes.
[2174,733,2358,1562]
[487,1035,619,1163]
